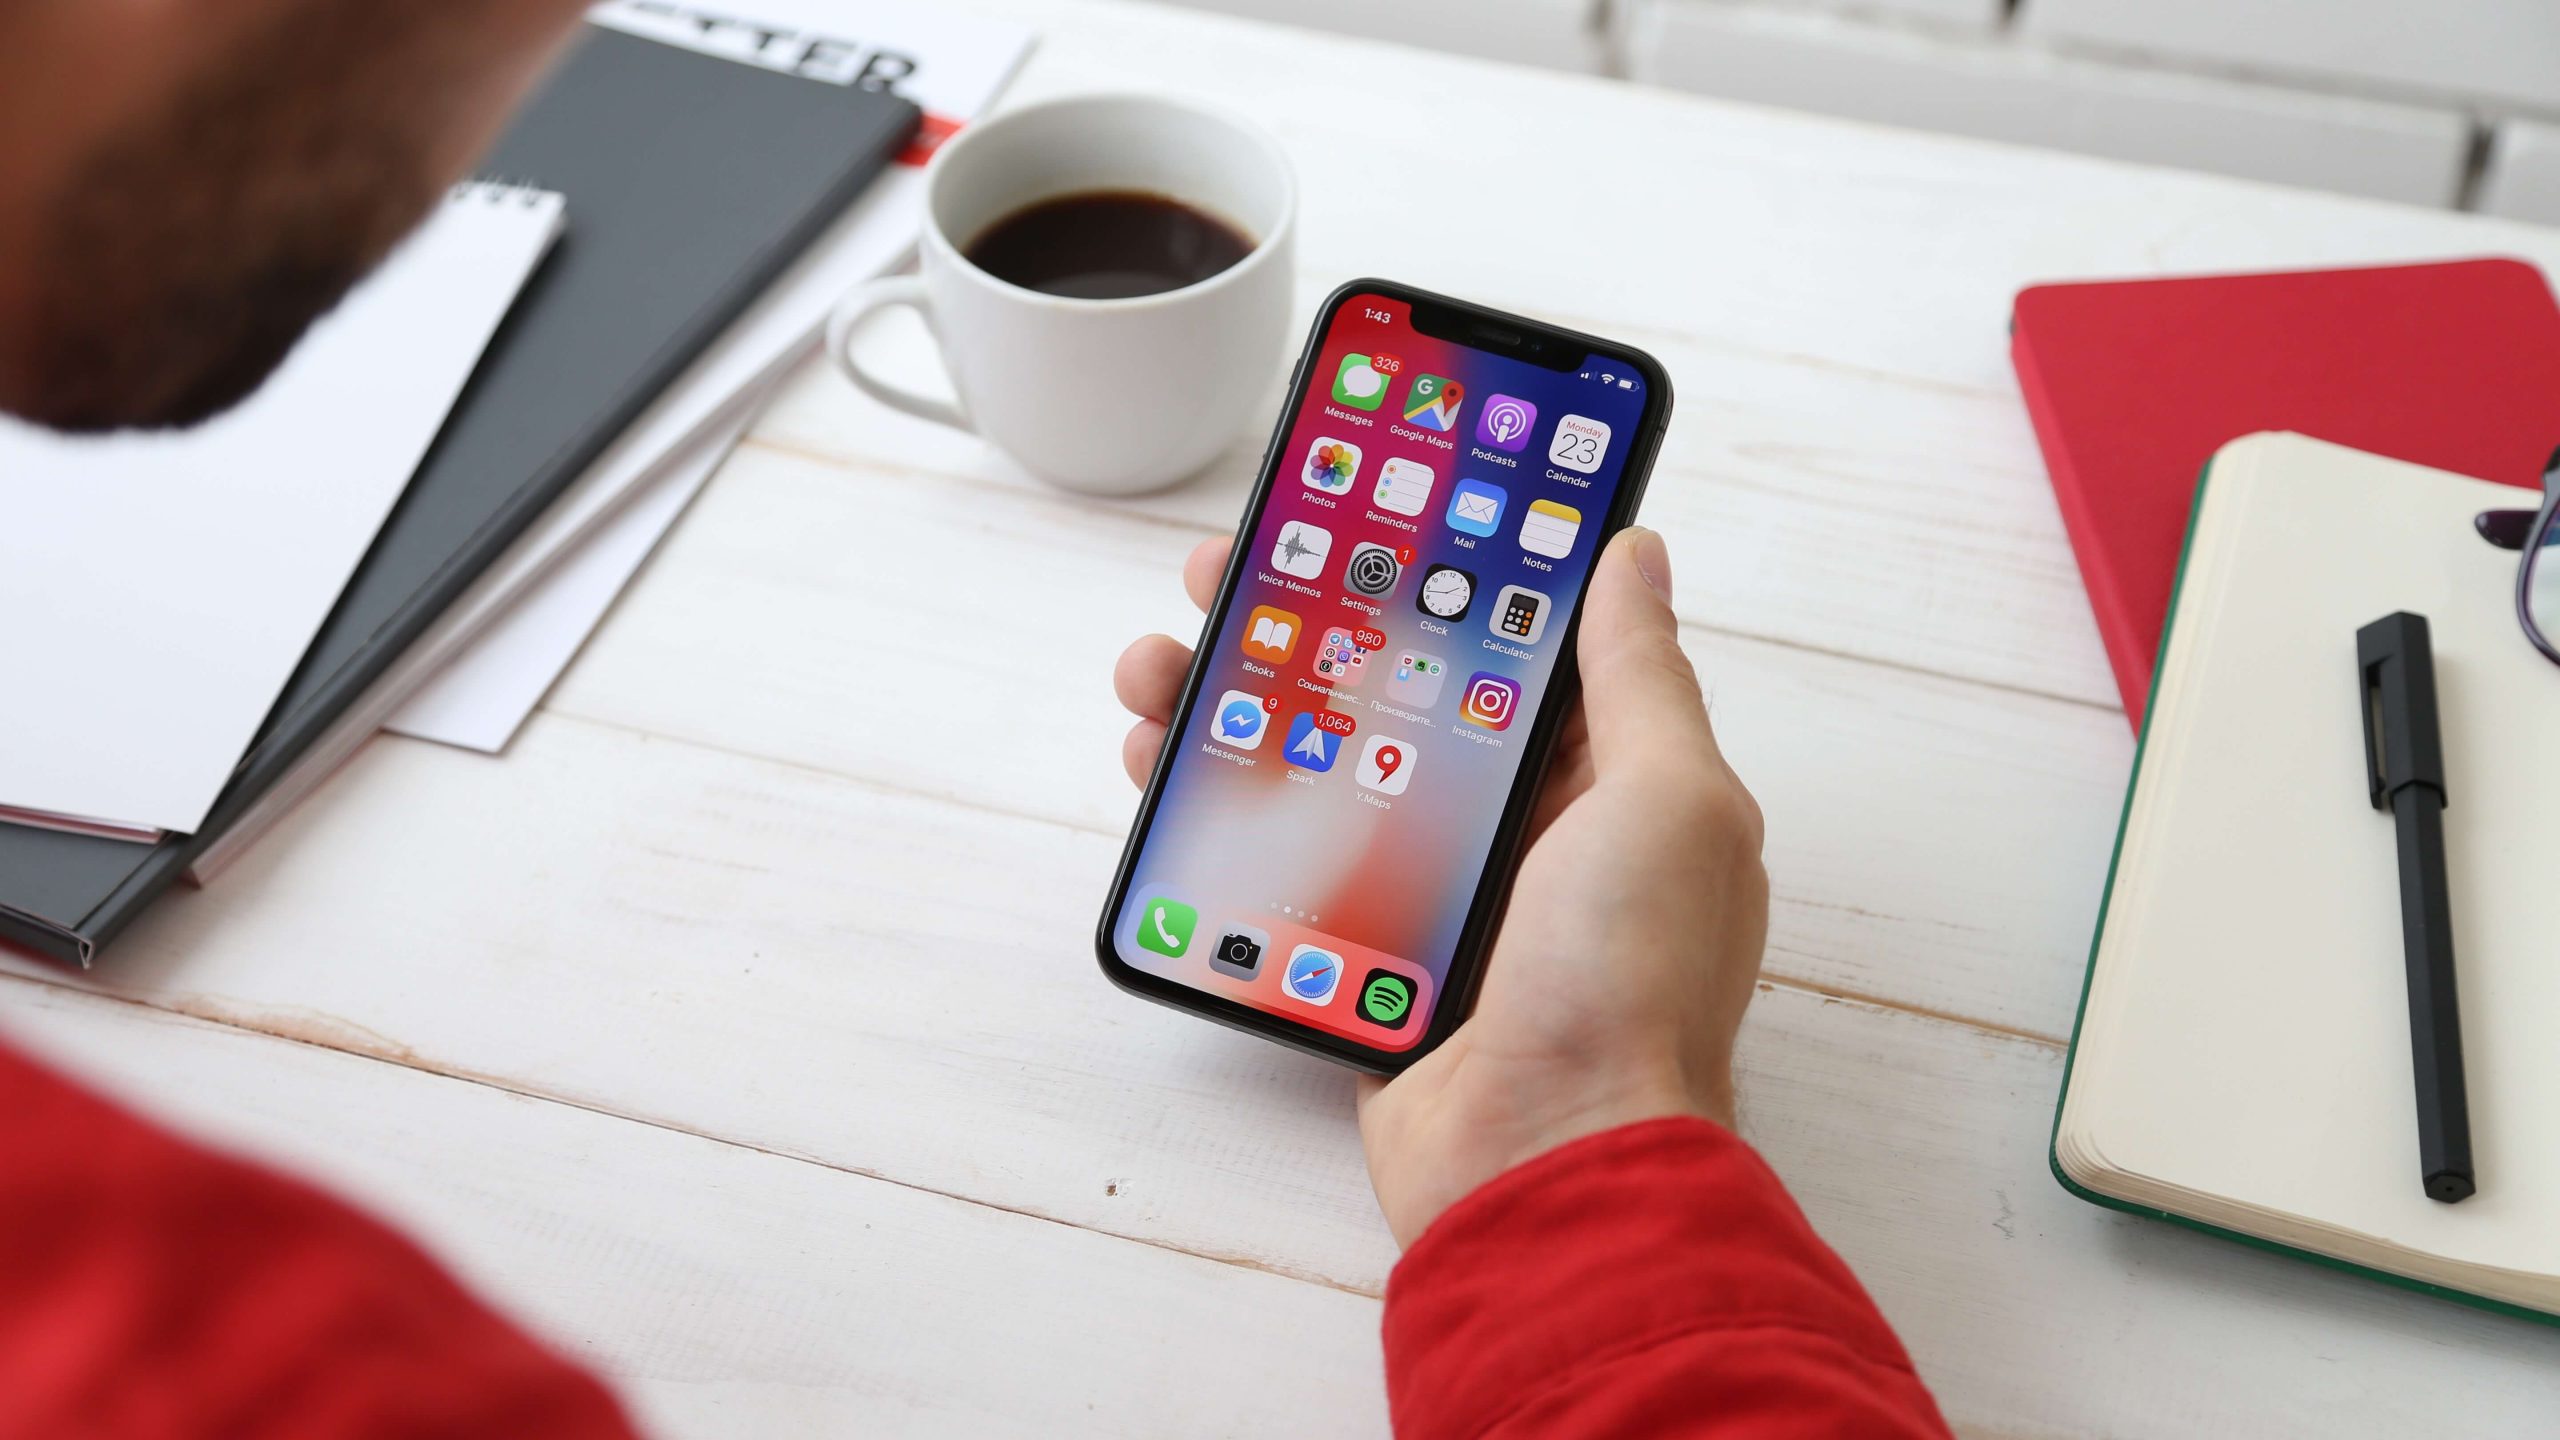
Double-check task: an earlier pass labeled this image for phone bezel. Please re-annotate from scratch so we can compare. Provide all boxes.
[1094,278,1675,1074]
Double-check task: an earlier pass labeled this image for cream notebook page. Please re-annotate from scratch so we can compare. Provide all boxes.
[2061,433,2560,1300]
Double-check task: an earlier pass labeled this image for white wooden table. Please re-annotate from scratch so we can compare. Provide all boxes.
[10,2,2560,1433]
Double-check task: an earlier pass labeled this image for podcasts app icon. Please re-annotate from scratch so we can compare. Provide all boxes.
[1475,394,1537,452]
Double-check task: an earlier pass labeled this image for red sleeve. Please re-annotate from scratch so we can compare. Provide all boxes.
[1383,1117,1952,1440]
[0,1039,639,1439]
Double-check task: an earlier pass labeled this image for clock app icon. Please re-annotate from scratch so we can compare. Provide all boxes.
[1417,563,1476,622]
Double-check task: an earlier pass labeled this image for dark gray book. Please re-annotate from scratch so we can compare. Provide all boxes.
[0,24,917,964]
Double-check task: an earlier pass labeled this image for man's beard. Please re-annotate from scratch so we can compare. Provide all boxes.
[10,5,450,434]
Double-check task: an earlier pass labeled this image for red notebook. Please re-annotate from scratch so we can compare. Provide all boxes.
[2011,257,2560,725]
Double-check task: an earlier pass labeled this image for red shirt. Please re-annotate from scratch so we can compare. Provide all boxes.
[0,1044,1946,1437]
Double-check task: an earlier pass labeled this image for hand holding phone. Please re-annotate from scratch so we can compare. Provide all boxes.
[1114,526,1771,1246]
[1098,281,1680,1072]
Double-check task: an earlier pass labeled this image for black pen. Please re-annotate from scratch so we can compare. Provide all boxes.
[2357,612,2474,1204]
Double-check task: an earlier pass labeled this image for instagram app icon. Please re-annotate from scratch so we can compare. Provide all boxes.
[1461,671,1520,730]
[1475,394,1537,452]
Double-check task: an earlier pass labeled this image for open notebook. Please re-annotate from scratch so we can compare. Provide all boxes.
[2056,433,2560,1322]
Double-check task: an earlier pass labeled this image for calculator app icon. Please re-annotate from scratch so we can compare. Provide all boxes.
[1492,585,1551,645]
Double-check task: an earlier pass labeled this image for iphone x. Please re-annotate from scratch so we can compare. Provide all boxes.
[1096,280,1673,1073]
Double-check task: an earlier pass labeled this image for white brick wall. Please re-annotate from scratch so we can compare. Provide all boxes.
[2023,0,2560,117]
[1623,3,2471,206]
[1147,0,2560,224]
[1163,0,1608,73]
[2481,120,2560,227]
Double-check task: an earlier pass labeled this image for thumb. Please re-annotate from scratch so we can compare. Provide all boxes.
[1573,527,1718,768]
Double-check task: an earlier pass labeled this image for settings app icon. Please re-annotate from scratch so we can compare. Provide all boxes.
[1344,542,1402,598]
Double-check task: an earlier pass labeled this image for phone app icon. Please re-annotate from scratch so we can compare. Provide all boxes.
[1446,477,1507,538]
[1493,584,1551,644]
[1210,923,1269,981]
[1403,374,1464,431]
[1270,520,1331,579]
[1373,456,1435,517]
[1211,689,1271,750]
[1357,734,1416,795]
[1137,897,1196,958]
[1461,671,1521,730]
[1390,650,1448,708]
[1284,945,1344,1005]
[1344,542,1402,598]
[1548,414,1612,474]
[1304,438,1360,496]
[1417,563,1475,621]
[1476,394,1537,451]
[1358,970,1416,1029]
[1284,712,1343,771]
[1242,604,1300,664]
[1332,353,1390,411]
[1519,498,1583,558]
[1315,626,1373,685]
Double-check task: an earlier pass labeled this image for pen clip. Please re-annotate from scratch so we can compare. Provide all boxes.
[2356,611,2445,811]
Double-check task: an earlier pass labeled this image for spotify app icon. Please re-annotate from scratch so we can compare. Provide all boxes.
[1358,970,1416,1030]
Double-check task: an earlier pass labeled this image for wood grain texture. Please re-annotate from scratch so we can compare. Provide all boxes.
[13,713,2557,1433]
[0,976,1388,1439]
[23,0,2560,1431]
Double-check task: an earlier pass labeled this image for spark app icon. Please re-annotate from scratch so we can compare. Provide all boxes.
[1284,712,1344,771]
[1357,734,1416,795]
[1446,477,1506,538]
[1476,394,1537,452]
[1270,520,1331,579]
[1241,604,1300,663]
[1403,374,1463,430]
[1211,690,1271,750]
[1461,671,1520,730]
[1284,945,1343,1005]
[1332,353,1392,410]
[1303,437,1360,495]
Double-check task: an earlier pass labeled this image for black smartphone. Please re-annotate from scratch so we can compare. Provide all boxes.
[1096,279,1673,1073]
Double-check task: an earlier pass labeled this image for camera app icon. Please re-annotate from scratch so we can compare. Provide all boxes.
[1461,671,1521,731]
[1209,922,1269,981]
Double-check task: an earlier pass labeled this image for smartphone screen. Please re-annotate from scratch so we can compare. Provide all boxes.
[1103,286,1662,1063]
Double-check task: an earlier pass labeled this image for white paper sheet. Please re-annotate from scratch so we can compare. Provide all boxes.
[0,186,562,835]
[387,408,752,752]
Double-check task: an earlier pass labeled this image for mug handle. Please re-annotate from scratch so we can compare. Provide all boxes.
[824,274,974,433]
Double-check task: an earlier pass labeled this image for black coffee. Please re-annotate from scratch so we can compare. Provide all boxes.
[963,190,1254,300]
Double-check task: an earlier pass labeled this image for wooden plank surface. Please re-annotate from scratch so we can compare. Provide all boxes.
[0,976,1388,1439]
[15,0,2560,1432]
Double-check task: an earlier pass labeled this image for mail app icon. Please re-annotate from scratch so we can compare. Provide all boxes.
[1446,477,1508,538]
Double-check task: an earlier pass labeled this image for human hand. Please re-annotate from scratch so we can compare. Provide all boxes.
[1113,527,1768,1248]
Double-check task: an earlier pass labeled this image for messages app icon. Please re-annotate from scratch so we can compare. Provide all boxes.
[1332,353,1390,411]
[1446,478,1506,538]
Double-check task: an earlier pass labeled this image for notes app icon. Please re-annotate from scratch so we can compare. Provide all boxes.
[1519,499,1582,559]
[1243,605,1299,664]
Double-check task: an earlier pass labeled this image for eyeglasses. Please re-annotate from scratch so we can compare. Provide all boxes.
[2473,446,2560,668]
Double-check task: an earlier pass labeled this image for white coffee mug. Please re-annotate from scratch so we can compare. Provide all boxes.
[827,93,1297,495]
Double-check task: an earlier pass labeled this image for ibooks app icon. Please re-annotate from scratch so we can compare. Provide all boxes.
[1242,605,1300,664]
